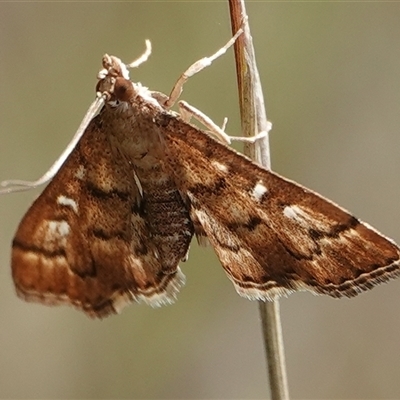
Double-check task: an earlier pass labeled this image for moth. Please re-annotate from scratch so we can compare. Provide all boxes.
[1,31,399,319]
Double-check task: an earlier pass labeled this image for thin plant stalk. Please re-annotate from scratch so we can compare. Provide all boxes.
[228,1,290,399]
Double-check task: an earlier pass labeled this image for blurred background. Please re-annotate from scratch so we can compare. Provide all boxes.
[1,2,400,399]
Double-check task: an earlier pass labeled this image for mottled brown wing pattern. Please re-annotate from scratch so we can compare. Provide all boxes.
[8,54,400,319]
[12,112,193,318]
[160,114,400,300]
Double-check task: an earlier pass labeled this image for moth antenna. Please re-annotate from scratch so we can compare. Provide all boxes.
[0,95,105,194]
[126,39,152,69]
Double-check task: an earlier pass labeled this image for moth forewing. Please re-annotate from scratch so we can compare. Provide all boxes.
[159,113,400,300]
[11,112,192,318]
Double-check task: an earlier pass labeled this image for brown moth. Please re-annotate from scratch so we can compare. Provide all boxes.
[2,33,400,318]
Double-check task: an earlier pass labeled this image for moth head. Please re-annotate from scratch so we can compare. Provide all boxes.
[95,55,128,100]
[95,40,152,104]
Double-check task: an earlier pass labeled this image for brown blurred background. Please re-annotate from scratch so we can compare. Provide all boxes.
[1,2,400,399]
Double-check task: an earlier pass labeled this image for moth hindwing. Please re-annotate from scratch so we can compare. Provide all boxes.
[7,50,400,319]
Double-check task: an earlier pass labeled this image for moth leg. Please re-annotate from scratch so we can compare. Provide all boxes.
[164,27,244,109]
[178,100,231,144]
[229,124,271,144]
[178,100,271,145]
